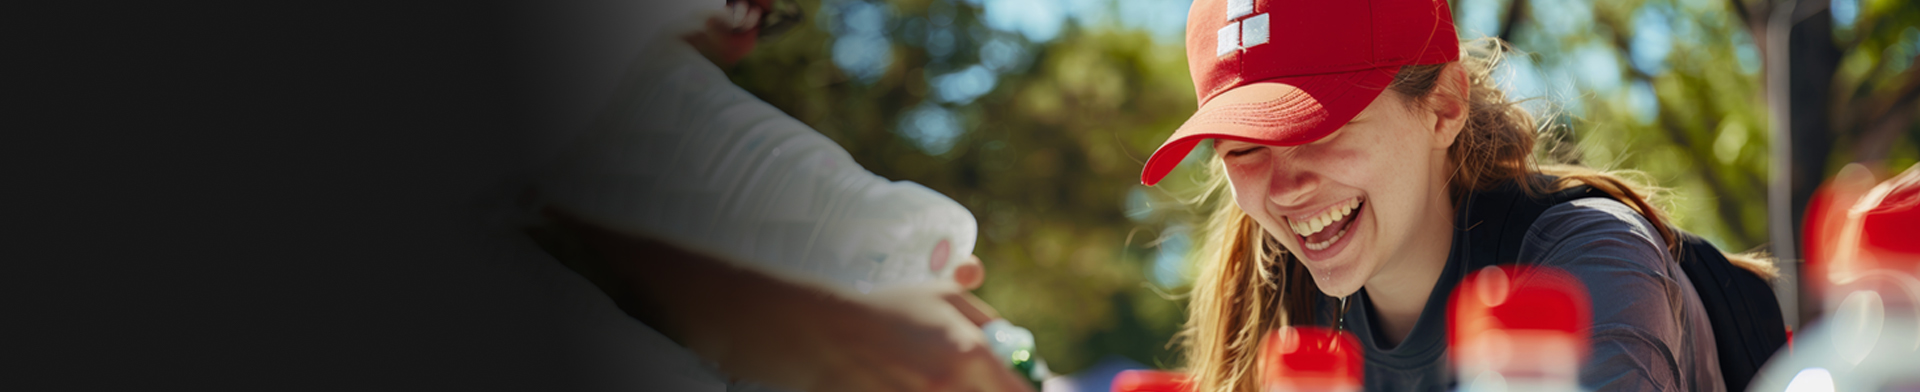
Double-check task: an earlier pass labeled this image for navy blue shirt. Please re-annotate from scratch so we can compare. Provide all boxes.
[1324,197,1724,391]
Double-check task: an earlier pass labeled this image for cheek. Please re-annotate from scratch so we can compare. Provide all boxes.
[1224,167,1262,211]
[1222,156,1268,200]
[1223,162,1285,230]
[1303,136,1384,188]
[1379,121,1441,164]
[1336,125,1431,185]
[1354,125,1445,251]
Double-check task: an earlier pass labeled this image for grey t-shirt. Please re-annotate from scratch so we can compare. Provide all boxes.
[1326,197,1724,391]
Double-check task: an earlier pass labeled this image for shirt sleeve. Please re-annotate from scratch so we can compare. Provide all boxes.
[1520,197,1690,391]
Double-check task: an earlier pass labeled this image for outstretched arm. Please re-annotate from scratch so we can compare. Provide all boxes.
[538,208,1030,392]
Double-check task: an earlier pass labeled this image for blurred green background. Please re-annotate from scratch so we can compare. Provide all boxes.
[723,0,1920,376]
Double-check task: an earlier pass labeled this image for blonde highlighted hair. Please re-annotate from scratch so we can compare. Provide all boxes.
[1173,38,1776,392]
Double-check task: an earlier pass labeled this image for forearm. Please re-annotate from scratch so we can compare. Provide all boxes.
[533,208,1026,391]
[539,208,848,368]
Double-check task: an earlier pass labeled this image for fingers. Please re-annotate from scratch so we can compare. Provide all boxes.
[725,1,763,31]
[679,2,761,67]
[953,254,985,290]
[943,290,1003,327]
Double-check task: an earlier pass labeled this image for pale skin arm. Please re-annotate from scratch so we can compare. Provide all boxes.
[677,0,993,293]
[579,4,1018,389]
[542,208,1030,392]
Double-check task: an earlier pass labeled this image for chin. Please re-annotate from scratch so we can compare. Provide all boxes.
[1316,280,1364,298]
[1306,263,1366,298]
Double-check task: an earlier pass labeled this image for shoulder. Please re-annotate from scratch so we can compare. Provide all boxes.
[1522,197,1671,269]
[1521,198,1703,390]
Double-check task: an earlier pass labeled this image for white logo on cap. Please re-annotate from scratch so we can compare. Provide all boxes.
[1216,0,1268,57]
[1216,24,1239,57]
[1227,0,1253,19]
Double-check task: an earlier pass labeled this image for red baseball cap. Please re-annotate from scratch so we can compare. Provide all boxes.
[1140,0,1461,186]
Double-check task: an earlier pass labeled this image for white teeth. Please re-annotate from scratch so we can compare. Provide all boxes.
[1288,197,1363,239]
[1305,226,1347,250]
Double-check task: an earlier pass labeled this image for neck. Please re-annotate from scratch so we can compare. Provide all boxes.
[1360,191,1455,346]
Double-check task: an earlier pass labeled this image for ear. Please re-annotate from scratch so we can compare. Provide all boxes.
[1427,64,1470,150]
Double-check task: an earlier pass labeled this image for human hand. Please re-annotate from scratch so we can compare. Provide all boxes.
[720,281,1031,392]
[681,0,765,67]
[953,254,986,290]
[538,208,1029,391]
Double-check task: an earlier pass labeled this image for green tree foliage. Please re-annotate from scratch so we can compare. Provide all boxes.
[731,0,1202,373]
[1489,0,1920,254]
[723,0,1920,374]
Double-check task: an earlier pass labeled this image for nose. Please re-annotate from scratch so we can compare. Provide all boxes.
[1265,158,1318,208]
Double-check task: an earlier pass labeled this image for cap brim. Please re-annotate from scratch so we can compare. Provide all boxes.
[1140,67,1397,186]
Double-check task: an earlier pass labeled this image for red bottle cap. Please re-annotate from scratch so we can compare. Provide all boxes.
[1111,369,1192,392]
[1447,265,1591,379]
[1806,164,1920,290]
[1260,326,1363,392]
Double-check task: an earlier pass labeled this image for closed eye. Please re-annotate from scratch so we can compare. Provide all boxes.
[1224,146,1261,158]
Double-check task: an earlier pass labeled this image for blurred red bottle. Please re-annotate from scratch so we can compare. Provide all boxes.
[1110,326,1362,392]
[1448,265,1591,392]
[1805,163,1920,306]
[1112,369,1190,392]
[1751,163,1920,391]
[1260,326,1363,392]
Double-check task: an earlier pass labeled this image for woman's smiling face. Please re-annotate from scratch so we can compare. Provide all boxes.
[1216,89,1459,297]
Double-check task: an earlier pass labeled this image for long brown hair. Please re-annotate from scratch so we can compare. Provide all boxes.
[1173,38,1777,392]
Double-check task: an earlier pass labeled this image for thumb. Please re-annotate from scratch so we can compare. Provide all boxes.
[953,255,985,290]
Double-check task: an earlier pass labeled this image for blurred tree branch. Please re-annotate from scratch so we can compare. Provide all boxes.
[1656,114,1762,246]
[1596,10,1765,246]
[1727,0,1767,35]
[1498,0,1528,43]
[1853,71,1920,162]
